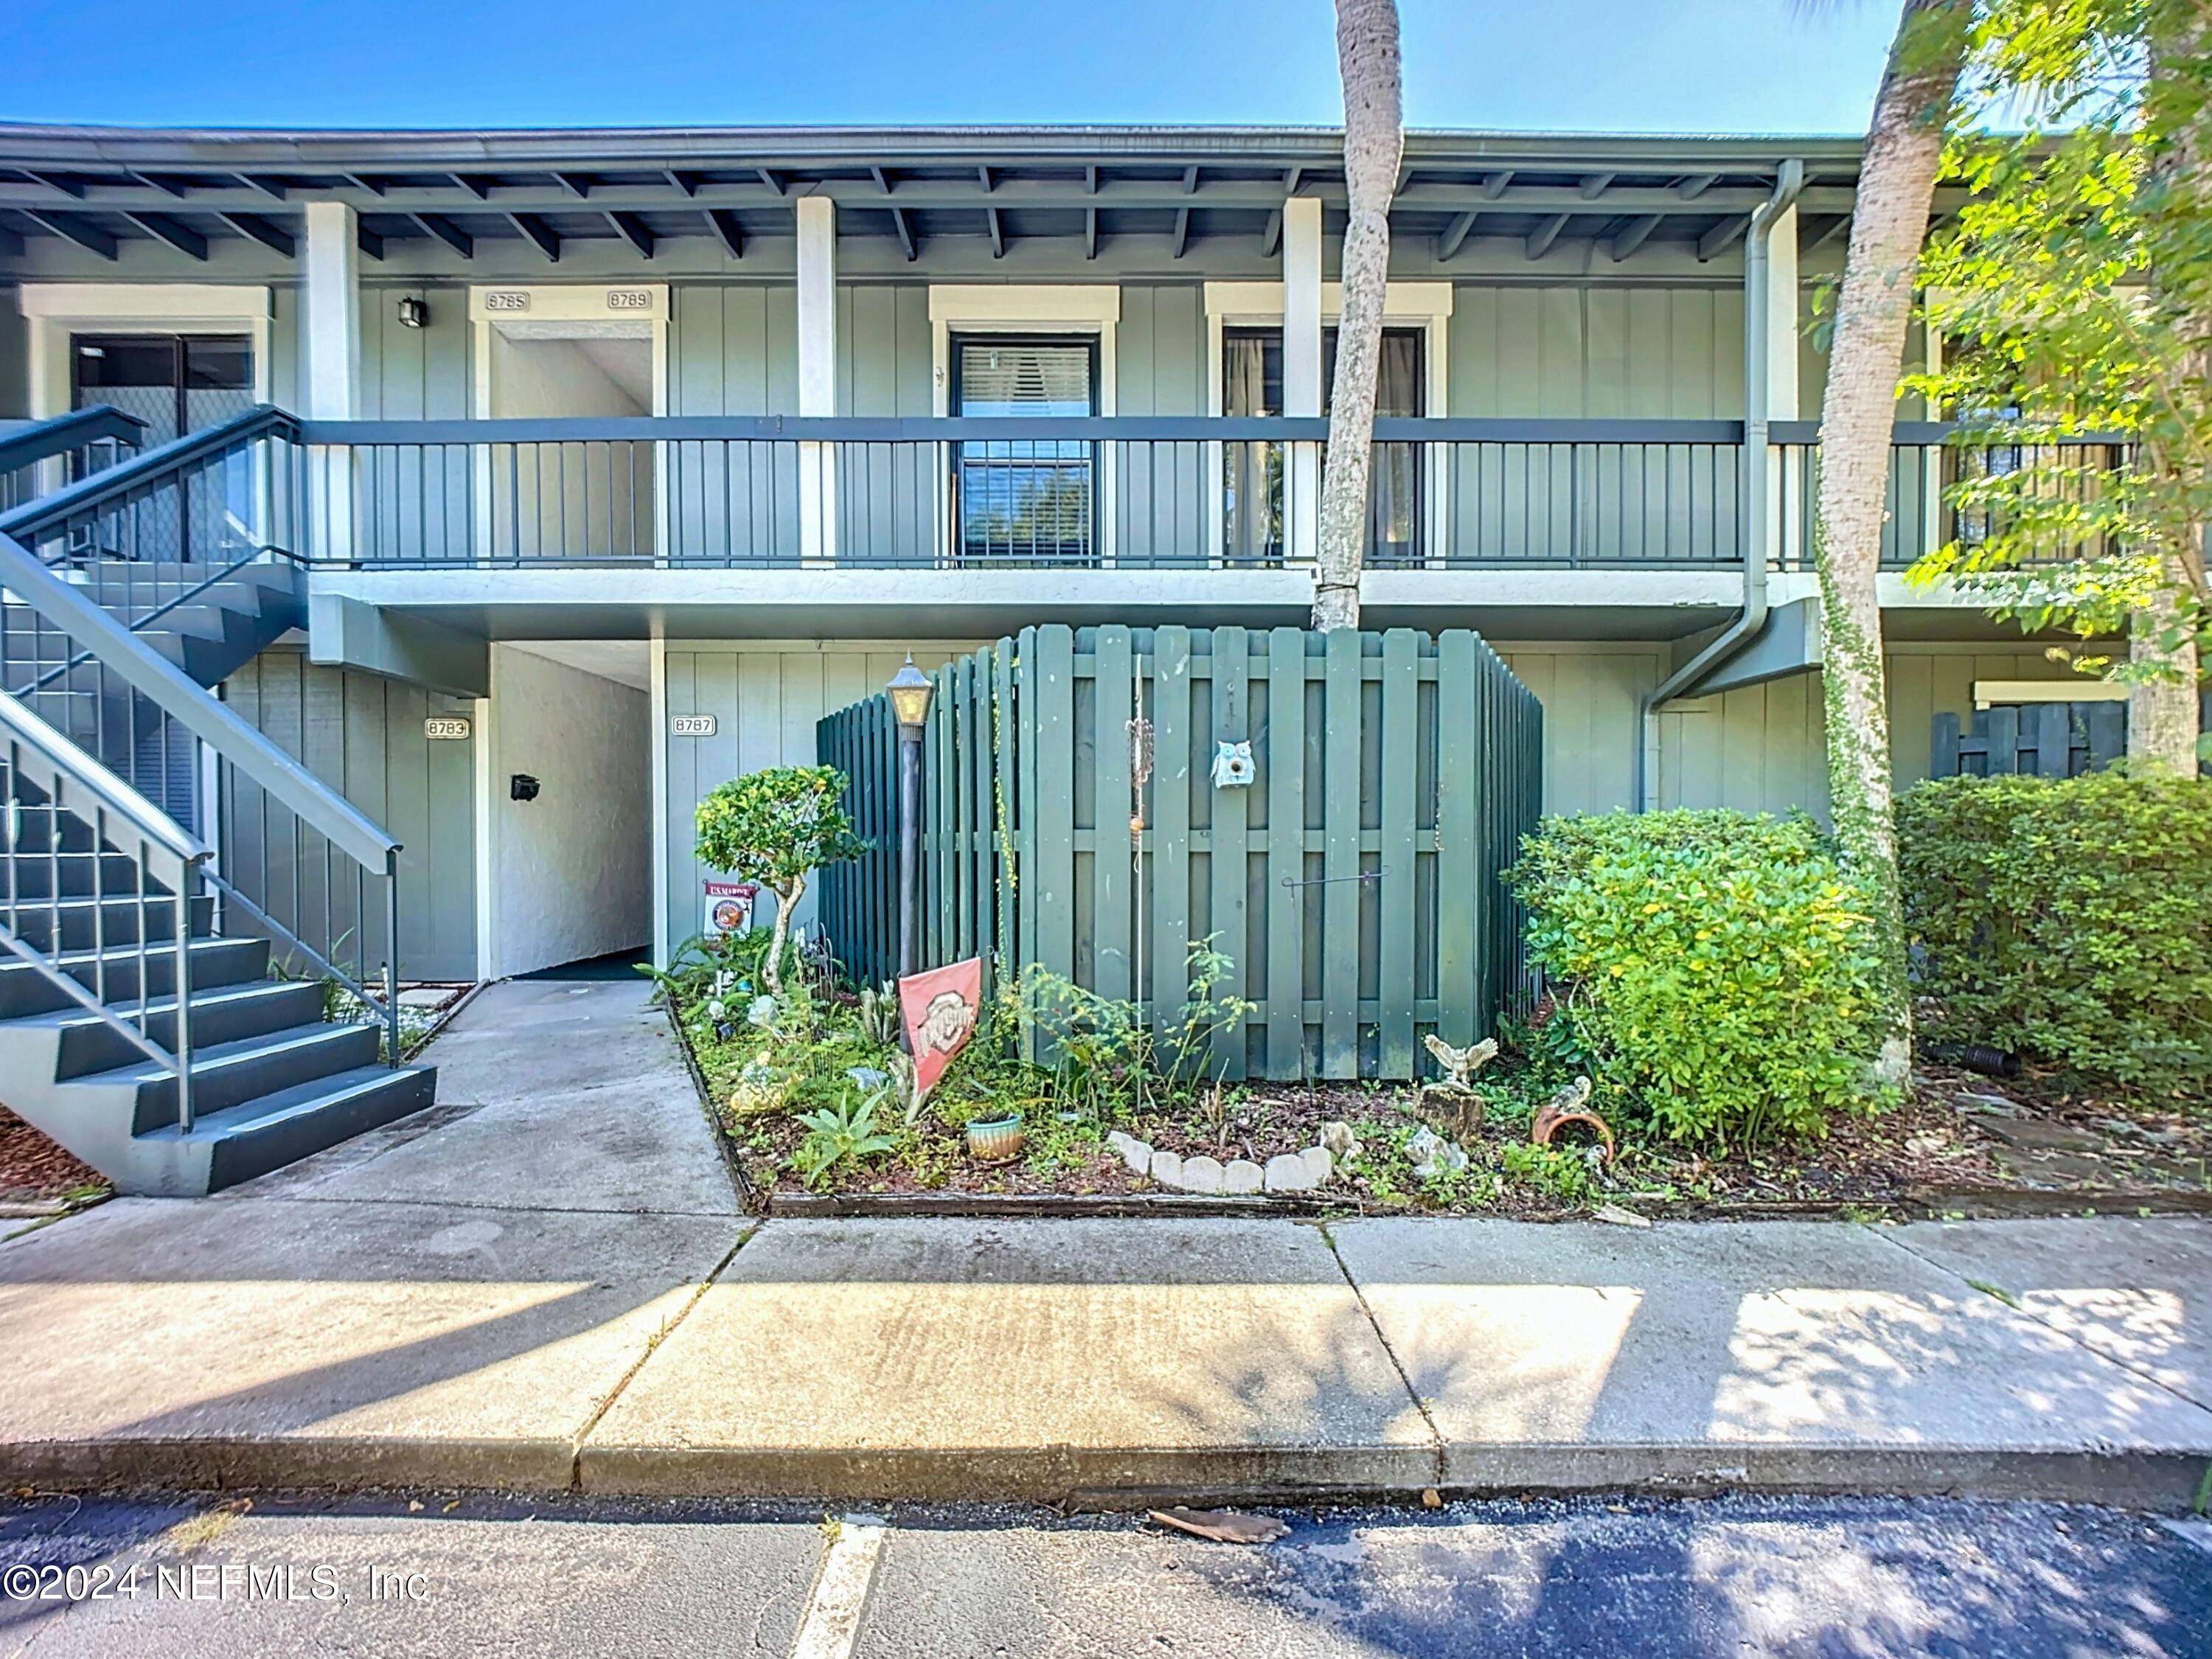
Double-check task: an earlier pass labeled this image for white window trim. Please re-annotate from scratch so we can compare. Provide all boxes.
[18,283,278,567]
[466,283,670,566]
[1973,679,2126,709]
[929,286,1121,566]
[1203,281,1453,565]
[18,282,274,419]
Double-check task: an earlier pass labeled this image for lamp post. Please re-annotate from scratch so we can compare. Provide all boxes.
[886,655,934,979]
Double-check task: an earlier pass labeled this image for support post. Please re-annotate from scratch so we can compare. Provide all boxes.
[1283,196,1324,568]
[796,195,839,566]
[303,201,361,566]
[384,846,401,1065]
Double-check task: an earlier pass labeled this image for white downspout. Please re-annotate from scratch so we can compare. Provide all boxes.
[1635,158,1805,810]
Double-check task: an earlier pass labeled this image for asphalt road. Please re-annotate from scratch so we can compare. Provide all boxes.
[2,1490,2208,1658]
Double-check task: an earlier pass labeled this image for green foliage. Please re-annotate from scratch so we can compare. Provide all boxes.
[638,929,799,1013]
[695,765,866,895]
[1500,1140,1599,1204]
[1896,768,2212,1091]
[695,765,865,993]
[1506,810,1892,1150]
[792,1088,897,1190]
[1015,935,1255,1117]
[1909,0,2209,684]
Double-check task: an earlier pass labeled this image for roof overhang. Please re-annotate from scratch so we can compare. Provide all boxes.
[0,122,1898,270]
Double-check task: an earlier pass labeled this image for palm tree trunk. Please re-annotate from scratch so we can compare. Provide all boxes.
[2135,7,2210,772]
[1312,0,1402,633]
[1815,0,1968,1081]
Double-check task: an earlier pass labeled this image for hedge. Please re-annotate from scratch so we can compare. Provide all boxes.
[1896,768,2212,1093]
[1506,810,1891,1148]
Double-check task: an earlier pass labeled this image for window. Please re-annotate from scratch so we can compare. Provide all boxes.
[1221,326,1425,563]
[951,336,1099,565]
[72,333,255,563]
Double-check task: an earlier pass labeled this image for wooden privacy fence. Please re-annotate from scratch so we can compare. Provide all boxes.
[818,625,1545,1081]
[1932,689,2212,779]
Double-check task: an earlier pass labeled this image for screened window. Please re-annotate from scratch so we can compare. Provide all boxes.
[952,337,1098,564]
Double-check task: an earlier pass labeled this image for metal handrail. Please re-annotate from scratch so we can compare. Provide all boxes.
[0,688,206,866]
[0,406,147,476]
[0,530,397,872]
[0,686,209,1127]
[0,405,299,540]
[296,414,1753,445]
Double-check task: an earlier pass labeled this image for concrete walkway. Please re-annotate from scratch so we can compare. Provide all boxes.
[0,980,2208,1507]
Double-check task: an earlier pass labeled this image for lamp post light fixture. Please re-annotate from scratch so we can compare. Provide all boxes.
[888,655,935,978]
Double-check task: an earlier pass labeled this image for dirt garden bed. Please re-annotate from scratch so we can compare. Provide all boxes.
[660,958,2212,1223]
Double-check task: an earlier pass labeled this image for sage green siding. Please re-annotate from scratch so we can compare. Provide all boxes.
[221,649,479,983]
[660,641,981,953]
[1116,285,1206,414]
[358,284,471,417]
[0,302,27,419]
[1499,642,2088,823]
[1450,286,1745,418]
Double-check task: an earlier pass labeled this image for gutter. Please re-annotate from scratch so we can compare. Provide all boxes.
[1635,157,1805,811]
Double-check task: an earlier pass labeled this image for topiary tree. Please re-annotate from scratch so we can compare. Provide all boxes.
[695,765,865,997]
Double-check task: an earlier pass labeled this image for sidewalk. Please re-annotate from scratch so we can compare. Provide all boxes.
[0,981,2207,1509]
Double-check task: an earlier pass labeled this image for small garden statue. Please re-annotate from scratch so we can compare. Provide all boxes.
[1416,1032,1499,1140]
[695,765,865,998]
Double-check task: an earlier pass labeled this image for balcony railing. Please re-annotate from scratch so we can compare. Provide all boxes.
[126,411,2127,576]
[1771,420,2124,574]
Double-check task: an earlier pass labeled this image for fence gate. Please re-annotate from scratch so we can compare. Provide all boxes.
[818,625,1544,1082]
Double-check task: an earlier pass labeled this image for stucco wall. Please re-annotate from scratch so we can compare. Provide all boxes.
[486,644,652,977]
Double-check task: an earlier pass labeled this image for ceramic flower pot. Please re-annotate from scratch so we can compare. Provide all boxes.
[964,1114,1025,1163]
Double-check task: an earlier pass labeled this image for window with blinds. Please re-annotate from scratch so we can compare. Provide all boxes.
[952,337,1097,564]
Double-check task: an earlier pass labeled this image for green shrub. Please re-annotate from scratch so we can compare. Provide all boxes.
[695,765,865,995]
[1506,810,1891,1148]
[1896,768,2212,1092]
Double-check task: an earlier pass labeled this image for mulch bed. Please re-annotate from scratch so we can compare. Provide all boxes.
[0,1107,105,1205]
[669,1007,2212,1222]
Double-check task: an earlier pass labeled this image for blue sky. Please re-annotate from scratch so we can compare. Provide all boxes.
[0,0,1899,133]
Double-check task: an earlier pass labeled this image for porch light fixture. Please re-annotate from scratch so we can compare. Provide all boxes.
[887,655,934,729]
[888,655,934,981]
[397,296,428,330]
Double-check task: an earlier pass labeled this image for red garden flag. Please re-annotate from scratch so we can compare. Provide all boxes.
[898,956,983,1107]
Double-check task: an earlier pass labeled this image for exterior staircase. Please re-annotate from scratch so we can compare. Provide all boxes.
[0,408,439,1196]
[0,773,436,1194]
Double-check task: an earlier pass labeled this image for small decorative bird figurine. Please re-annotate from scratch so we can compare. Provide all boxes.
[1422,1033,1499,1093]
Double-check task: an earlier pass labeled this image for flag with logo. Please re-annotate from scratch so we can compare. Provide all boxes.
[898,956,983,1107]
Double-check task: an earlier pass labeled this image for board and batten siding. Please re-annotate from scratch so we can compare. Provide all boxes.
[220,647,479,982]
[660,641,982,954]
[1500,642,2086,823]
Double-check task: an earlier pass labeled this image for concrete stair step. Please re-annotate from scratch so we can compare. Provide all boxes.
[7,892,217,953]
[69,1019,385,1134]
[0,936,271,1019]
[34,978,331,1080]
[136,1062,439,1192]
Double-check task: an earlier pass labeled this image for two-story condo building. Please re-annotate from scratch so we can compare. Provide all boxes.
[0,121,2090,1029]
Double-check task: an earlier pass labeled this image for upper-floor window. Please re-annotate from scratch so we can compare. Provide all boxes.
[952,335,1099,565]
[1222,326,1425,564]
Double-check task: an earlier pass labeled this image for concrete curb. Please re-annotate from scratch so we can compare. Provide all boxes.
[6,1436,2207,1513]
